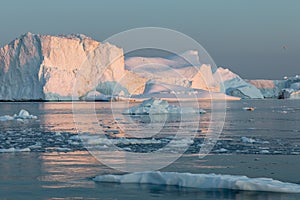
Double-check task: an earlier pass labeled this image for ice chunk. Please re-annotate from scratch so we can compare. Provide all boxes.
[243,107,255,111]
[0,109,37,121]
[14,109,37,119]
[241,137,256,143]
[94,171,300,193]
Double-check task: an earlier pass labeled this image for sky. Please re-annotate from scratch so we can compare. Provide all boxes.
[0,0,299,79]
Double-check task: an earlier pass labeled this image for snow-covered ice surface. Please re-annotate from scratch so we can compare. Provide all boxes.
[94,171,300,193]
[130,80,240,101]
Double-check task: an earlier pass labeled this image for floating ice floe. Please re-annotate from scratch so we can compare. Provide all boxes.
[78,135,162,146]
[0,109,37,122]
[94,171,300,193]
[123,98,206,115]
[240,137,269,144]
[0,147,31,153]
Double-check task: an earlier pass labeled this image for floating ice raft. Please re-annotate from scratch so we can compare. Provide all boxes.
[94,171,300,193]
[123,98,206,115]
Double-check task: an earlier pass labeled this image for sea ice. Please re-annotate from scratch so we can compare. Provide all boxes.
[94,171,300,193]
[0,147,31,153]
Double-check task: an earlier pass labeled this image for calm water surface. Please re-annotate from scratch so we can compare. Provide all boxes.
[0,100,300,199]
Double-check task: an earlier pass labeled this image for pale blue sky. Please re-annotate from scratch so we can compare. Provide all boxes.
[0,0,299,79]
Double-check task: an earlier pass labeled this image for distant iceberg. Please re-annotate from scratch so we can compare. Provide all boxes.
[214,68,264,99]
[94,171,300,193]
[248,75,300,99]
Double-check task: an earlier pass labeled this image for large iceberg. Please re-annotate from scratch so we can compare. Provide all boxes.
[214,67,264,99]
[0,33,228,101]
[0,32,129,100]
[4,32,294,101]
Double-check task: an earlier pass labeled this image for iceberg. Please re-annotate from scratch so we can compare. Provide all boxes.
[3,32,296,101]
[290,90,300,99]
[248,80,286,98]
[94,171,300,193]
[0,32,126,100]
[0,109,37,121]
[125,51,220,93]
[214,68,264,99]
[248,75,300,99]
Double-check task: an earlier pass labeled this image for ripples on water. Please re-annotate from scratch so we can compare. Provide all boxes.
[0,100,299,199]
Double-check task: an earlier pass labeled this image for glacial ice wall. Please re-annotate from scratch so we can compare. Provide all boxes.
[0,32,125,100]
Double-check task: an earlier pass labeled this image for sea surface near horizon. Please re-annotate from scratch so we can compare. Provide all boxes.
[0,100,300,199]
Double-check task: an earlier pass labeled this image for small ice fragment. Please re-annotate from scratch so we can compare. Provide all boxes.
[241,137,256,143]
[215,148,228,153]
[243,107,255,111]
[260,150,270,154]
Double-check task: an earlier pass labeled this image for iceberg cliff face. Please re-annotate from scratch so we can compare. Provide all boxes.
[0,32,44,100]
[0,33,125,100]
[1,33,276,101]
[125,52,220,93]
[214,68,264,99]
